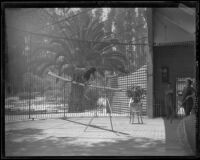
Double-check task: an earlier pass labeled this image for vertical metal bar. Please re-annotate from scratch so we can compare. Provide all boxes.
[42,74,44,120]
[64,81,66,118]
[107,98,113,131]
[28,35,31,119]
[137,112,140,123]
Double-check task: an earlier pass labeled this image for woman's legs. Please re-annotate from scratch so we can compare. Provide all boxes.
[185,100,193,116]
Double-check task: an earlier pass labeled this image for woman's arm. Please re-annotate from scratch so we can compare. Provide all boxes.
[128,98,133,108]
[182,87,187,102]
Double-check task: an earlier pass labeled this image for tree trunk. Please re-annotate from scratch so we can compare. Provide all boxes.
[68,82,85,113]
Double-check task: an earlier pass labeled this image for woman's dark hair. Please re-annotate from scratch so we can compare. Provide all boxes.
[186,79,192,85]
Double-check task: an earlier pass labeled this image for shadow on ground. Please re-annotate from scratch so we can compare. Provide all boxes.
[5,128,165,156]
[6,128,44,136]
[5,117,194,156]
[163,118,181,145]
[163,118,194,155]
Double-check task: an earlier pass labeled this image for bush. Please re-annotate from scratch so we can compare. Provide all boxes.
[5,97,19,104]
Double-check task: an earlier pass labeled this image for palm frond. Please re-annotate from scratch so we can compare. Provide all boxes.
[93,29,105,43]
[85,18,100,40]
[102,50,128,63]
[92,41,112,52]
[34,12,130,79]
[88,22,105,40]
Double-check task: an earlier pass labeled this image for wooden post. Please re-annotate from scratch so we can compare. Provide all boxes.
[146,8,154,118]
[64,82,66,118]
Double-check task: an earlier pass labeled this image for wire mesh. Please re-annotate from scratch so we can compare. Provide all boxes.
[5,42,148,122]
[5,14,149,122]
[4,8,197,127]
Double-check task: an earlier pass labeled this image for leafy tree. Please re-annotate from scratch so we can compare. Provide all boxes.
[93,8,104,21]
[6,27,28,94]
[105,8,148,73]
[104,8,116,37]
[5,8,50,95]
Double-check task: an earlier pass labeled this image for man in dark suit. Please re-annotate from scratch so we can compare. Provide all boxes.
[181,79,196,116]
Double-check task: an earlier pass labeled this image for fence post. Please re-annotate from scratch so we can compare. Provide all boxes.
[28,90,31,119]
[28,35,32,119]
[64,82,66,118]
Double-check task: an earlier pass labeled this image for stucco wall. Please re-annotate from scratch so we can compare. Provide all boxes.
[153,8,195,44]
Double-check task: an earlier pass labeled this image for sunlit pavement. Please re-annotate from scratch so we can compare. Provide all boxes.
[5,116,194,156]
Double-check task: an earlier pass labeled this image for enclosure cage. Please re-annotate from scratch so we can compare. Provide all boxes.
[5,35,149,122]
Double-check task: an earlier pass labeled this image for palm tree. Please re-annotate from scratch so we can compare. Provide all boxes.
[32,9,129,112]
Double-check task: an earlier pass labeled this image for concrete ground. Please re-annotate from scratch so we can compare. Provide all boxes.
[5,116,194,156]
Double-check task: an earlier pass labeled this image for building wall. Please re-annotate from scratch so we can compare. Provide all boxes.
[153,44,195,116]
[153,8,195,44]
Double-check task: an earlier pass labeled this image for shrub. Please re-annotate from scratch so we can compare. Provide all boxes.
[5,97,19,104]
